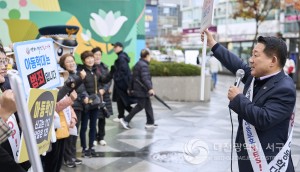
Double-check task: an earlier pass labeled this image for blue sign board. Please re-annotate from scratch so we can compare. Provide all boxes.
[145,5,158,38]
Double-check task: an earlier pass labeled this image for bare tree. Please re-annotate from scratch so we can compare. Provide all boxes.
[232,0,280,49]
[164,33,184,49]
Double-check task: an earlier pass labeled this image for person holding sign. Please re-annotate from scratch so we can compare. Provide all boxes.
[0,71,25,172]
[54,89,78,169]
[201,30,296,171]
[59,53,86,167]
[0,44,27,172]
[0,106,26,172]
[38,25,82,172]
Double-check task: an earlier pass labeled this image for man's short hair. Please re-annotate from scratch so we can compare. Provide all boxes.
[112,42,123,48]
[257,36,287,68]
[140,49,149,59]
[91,47,102,54]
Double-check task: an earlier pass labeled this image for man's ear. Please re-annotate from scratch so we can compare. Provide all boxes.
[270,55,278,67]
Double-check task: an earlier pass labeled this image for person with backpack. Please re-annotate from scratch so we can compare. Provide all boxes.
[120,49,157,129]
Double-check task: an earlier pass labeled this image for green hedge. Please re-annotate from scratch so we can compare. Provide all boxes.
[149,60,201,76]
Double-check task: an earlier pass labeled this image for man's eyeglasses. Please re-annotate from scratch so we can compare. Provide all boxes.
[0,58,9,66]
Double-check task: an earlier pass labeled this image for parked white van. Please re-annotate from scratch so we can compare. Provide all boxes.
[150,50,171,62]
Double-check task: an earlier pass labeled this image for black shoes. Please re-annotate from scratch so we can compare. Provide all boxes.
[64,158,82,168]
[82,149,92,158]
[82,148,97,158]
[65,160,76,168]
[73,158,82,165]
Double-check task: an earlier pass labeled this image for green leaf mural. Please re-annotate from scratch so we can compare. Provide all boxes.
[4,19,39,42]
[30,11,73,28]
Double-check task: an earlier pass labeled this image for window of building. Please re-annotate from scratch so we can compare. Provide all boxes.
[284,22,299,33]
[228,42,240,58]
[264,9,277,20]
[285,5,296,15]
[240,42,252,63]
[225,41,252,63]
[170,8,178,16]
[193,0,201,6]
[183,11,192,20]
[163,7,170,15]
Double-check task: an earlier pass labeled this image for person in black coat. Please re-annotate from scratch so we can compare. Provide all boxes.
[78,51,112,157]
[202,30,296,172]
[111,42,133,121]
[91,47,113,146]
[120,49,156,130]
[58,54,87,167]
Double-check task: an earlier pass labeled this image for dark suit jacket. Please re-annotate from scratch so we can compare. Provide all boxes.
[212,43,296,172]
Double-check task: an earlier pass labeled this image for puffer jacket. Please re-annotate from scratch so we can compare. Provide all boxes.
[129,59,152,98]
[68,72,87,111]
[112,51,134,106]
[81,65,100,95]
[78,65,112,98]
[113,51,131,91]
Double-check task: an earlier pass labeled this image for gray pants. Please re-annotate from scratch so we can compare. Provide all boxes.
[124,97,154,124]
[64,135,77,162]
[64,110,82,162]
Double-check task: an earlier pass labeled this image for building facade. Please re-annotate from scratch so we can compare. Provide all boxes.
[146,0,181,50]
[214,0,281,62]
[181,0,203,49]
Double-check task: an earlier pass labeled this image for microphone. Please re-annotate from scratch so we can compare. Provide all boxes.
[234,69,245,87]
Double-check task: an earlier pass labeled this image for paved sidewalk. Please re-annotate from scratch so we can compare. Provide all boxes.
[62,74,300,172]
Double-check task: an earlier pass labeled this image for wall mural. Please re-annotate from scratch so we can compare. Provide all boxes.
[0,0,145,66]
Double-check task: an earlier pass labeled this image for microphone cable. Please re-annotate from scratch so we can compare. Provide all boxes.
[228,68,244,172]
[228,69,245,172]
[229,108,234,172]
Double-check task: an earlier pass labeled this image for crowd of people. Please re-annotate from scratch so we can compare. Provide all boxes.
[0,24,298,172]
[0,25,156,172]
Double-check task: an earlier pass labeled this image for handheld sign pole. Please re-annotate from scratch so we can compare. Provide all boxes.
[200,33,207,101]
[8,70,44,172]
[200,0,215,101]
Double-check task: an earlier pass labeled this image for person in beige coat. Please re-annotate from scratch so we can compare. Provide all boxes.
[208,54,223,89]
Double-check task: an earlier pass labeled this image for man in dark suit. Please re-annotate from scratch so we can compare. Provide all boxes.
[202,30,296,172]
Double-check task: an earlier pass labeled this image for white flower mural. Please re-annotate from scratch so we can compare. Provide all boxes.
[81,29,92,42]
[90,10,128,42]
